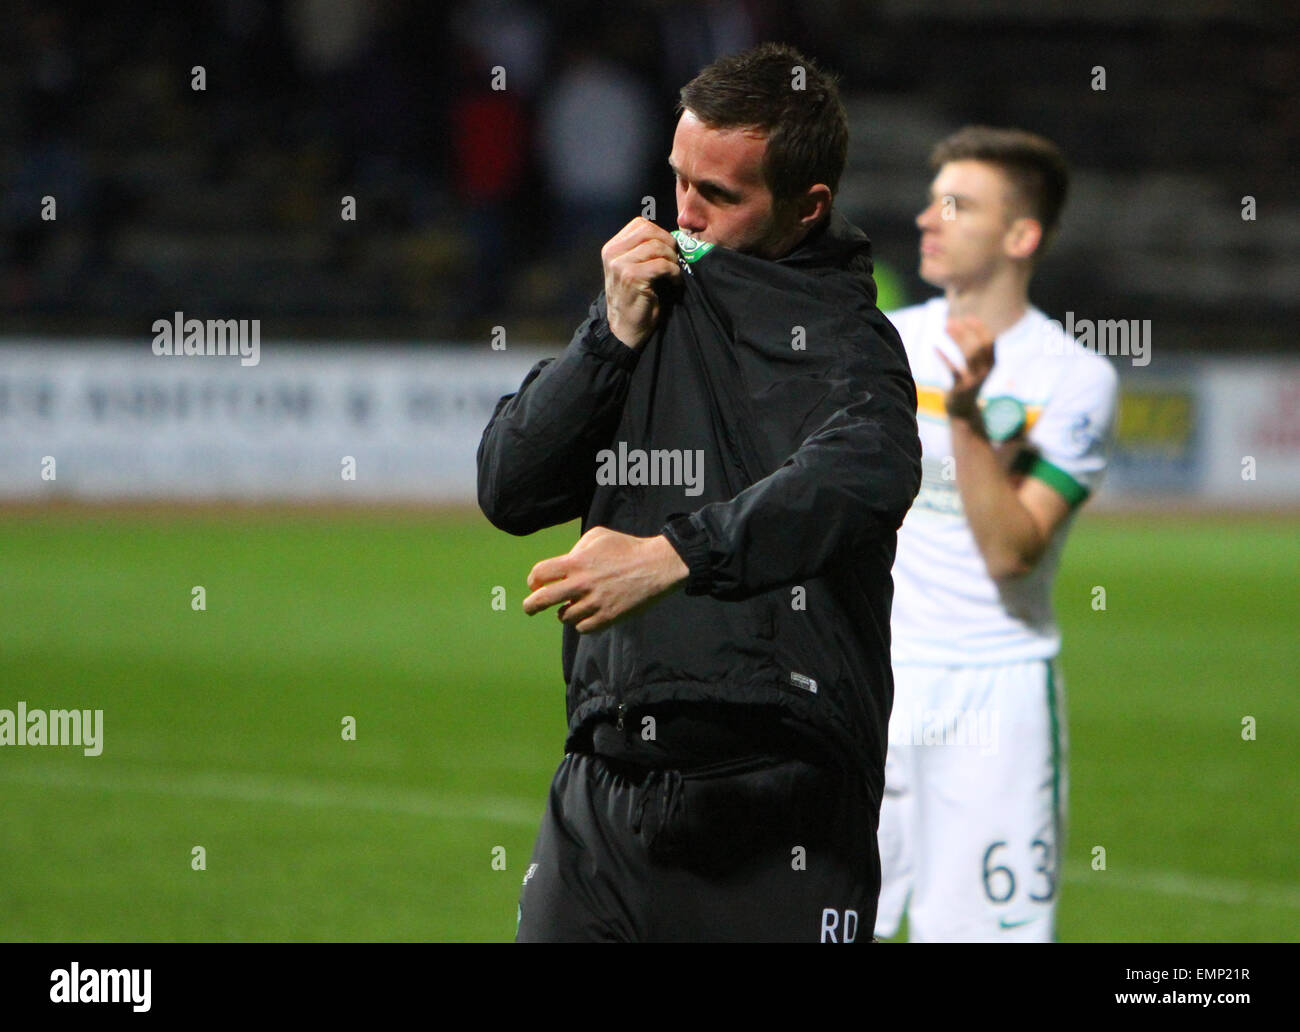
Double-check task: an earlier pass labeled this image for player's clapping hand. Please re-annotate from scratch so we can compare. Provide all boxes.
[939,314,996,422]
[602,217,683,350]
[522,526,688,634]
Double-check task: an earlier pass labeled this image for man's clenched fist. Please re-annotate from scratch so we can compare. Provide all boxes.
[522,526,689,634]
[601,217,683,350]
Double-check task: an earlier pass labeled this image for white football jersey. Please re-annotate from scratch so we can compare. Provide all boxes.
[888,297,1119,665]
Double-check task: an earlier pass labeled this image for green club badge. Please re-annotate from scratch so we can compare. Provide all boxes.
[980,395,1028,442]
[672,230,715,264]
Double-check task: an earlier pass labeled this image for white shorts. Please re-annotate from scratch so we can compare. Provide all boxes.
[874,658,1067,942]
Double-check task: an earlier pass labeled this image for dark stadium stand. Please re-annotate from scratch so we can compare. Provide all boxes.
[1,0,1294,348]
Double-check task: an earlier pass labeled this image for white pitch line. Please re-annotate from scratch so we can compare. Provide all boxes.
[1064,865,1300,911]
[3,766,1298,913]
[0,763,541,827]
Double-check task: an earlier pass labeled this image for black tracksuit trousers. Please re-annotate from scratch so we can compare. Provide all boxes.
[515,751,879,943]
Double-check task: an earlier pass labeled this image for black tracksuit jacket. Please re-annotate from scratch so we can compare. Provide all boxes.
[477,212,921,809]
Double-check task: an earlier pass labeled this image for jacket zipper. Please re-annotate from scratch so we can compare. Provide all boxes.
[616,703,627,732]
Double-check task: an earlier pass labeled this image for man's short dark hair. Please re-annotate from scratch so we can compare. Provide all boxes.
[679,43,848,206]
[930,126,1070,246]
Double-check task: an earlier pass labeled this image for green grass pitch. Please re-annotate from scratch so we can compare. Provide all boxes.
[0,508,1295,941]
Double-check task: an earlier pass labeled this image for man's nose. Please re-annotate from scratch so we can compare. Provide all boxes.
[916,202,939,231]
[678,189,706,233]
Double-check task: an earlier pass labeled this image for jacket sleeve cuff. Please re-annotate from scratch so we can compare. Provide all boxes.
[579,295,641,372]
[661,513,714,596]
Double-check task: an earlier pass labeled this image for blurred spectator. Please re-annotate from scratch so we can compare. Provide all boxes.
[652,0,767,95]
[538,36,657,313]
[3,9,87,308]
[451,0,551,100]
[449,49,532,319]
[539,52,656,239]
[287,0,377,78]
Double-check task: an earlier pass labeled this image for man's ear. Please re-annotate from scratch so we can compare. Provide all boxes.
[795,183,833,228]
[1005,216,1043,261]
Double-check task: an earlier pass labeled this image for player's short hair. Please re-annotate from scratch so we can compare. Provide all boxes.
[678,43,848,207]
[930,126,1070,249]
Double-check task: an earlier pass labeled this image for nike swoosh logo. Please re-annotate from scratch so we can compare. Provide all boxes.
[999,916,1039,930]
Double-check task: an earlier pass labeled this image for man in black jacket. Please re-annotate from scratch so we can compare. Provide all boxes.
[478,43,921,942]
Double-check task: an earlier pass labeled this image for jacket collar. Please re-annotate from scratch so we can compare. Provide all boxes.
[775,210,872,268]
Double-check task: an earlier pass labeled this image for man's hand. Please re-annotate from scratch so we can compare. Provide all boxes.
[938,314,996,423]
[522,526,690,633]
[601,217,683,350]
[938,312,1072,579]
